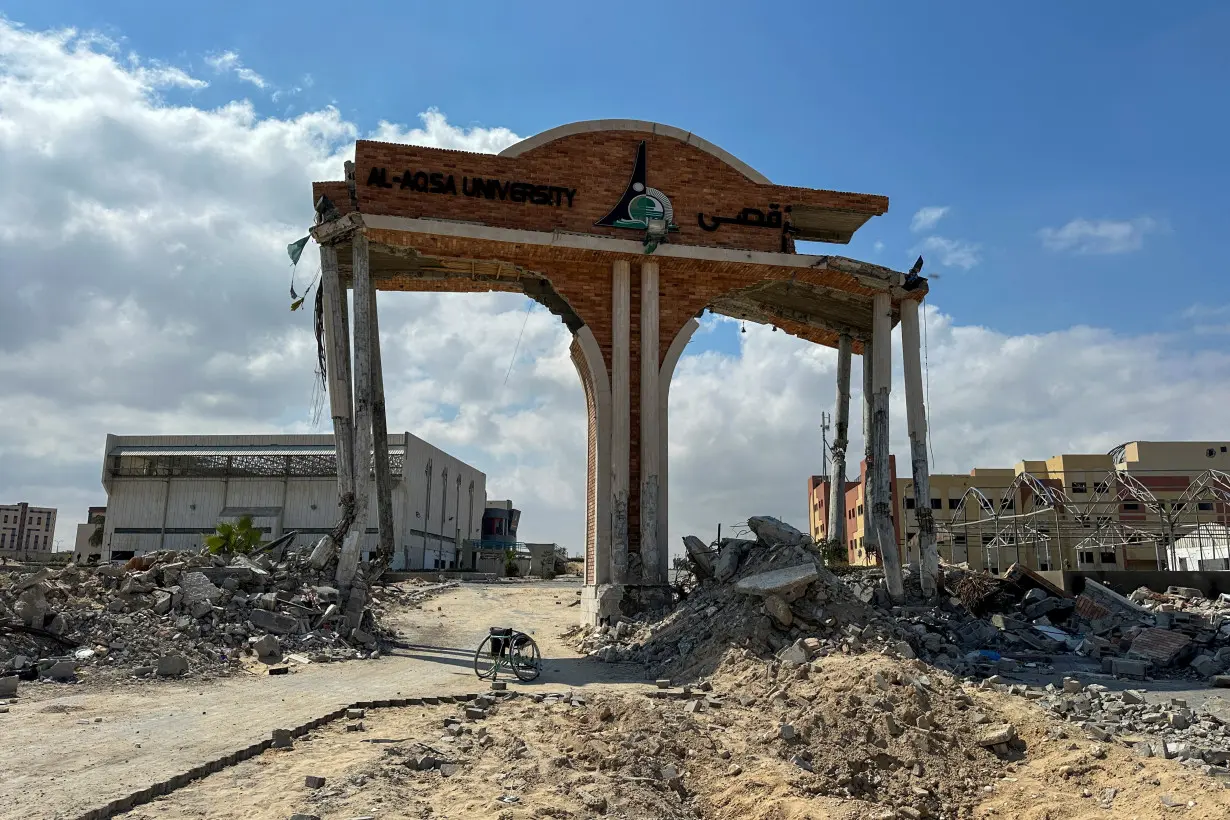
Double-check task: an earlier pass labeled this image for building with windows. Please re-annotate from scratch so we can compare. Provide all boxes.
[0,502,58,560]
[97,433,487,570]
[809,440,1230,574]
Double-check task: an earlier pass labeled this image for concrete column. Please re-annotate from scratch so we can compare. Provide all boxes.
[658,318,699,584]
[338,232,373,589]
[870,293,904,600]
[572,327,612,585]
[368,285,395,571]
[639,261,661,585]
[826,334,853,559]
[862,337,876,562]
[900,298,938,596]
[320,244,355,506]
[611,260,631,584]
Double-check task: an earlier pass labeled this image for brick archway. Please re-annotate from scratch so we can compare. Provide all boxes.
[309,119,937,620]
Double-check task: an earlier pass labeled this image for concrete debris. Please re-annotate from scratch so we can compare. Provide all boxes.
[2,546,452,684]
[1031,677,1230,775]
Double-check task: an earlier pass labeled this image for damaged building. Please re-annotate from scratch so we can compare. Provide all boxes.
[96,433,487,571]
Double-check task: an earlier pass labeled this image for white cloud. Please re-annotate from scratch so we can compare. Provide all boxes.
[1183,303,1230,335]
[204,50,267,89]
[917,236,981,270]
[2,18,1225,568]
[910,206,949,233]
[1038,217,1159,254]
[873,240,885,254]
[370,108,521,153]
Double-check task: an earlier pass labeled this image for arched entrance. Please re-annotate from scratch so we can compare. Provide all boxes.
[308,119,934,621]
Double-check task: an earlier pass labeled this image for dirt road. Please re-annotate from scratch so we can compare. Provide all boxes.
[0,579,639,820]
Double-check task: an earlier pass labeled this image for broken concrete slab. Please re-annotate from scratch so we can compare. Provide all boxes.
[1128,628,1193,668]
[763,595,793,628]
[0,677,17,698]
[713,539,754,583]
[1081,578,1154,622]
[44,661,76,681]
[748,516,807,547]
[178,572,222,607]
[734,563,819,601]
[683,536,714,581]
[248,609,299,635]
[155,654,189,677]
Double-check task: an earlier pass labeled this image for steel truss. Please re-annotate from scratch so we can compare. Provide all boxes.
[935,466,1230,572]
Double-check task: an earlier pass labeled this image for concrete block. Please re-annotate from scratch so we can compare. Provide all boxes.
[1110,658,1148,679]
[734,563,819,600]
[249,609,299,635]
[0,676,18,698]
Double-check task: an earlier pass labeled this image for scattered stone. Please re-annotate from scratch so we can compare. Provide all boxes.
[156,654,189,677]
[978,724,1017,748]
[304,775,326,788]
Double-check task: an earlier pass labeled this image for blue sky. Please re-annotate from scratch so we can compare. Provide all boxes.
[2,4,1228,551]
[9,1,1228,353]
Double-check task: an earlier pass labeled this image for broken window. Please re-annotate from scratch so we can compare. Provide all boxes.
[905,497,916,510]
[981,534,993,545]
[1094,482,1109,494]
[1122,502,1140,511]
[930,498,942,510]
[954,533,967,545]
[948,498,960,509]
[1099,551,1116,565]
[1198,501,1214,511]
[1080,551,1094,564]
[1071,482,1087,494]
[1000,498,1015,511]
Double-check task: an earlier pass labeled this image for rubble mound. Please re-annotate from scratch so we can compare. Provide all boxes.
[332,660,1020,820]
[573,516,917,680]
[0,542,437,685]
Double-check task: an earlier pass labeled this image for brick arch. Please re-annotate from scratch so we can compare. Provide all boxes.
[498,119,771,185]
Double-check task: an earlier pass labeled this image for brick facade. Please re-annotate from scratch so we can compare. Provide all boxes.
[311,123,901,582]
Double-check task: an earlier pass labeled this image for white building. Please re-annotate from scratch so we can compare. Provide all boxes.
[1172,523,1230,571]
[98,433,487,570]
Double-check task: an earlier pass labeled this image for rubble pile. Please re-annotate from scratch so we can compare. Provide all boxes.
[571,516,918,680]
[348,665,1023,820]
[0,539,435,685]
[1009,676,1230,775]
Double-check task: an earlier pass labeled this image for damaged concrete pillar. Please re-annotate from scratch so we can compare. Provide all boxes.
[367,282,395,572]
[861,337,878,565]
[870,293,904,601]
[900,298,938,597]
[610,259,631,584]
[320,243,355,519]
[338,231,373,590]
[639,260,661,585]
[826,333,853,558]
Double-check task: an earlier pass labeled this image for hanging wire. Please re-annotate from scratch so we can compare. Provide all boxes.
[310,279,328,428]
[922,296,935,469]
[503,300,535,386]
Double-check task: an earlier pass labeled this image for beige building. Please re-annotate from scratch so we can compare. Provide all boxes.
[0,502,58,559]
[810,440,1230,574]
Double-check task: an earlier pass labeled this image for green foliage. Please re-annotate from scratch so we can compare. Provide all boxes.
[503,548,520,577]
[205,515,264,555]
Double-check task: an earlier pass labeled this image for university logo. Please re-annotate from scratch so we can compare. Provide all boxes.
[595,141,678,233]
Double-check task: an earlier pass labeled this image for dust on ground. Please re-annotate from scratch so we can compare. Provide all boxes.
[124,651,1230,820]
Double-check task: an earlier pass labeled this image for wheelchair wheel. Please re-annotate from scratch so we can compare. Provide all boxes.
[510,633,541,681]
[473,635,500,680]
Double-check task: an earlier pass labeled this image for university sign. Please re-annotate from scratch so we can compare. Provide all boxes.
[348,127,889,254]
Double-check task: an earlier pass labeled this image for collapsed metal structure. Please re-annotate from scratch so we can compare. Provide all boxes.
[936,465,1230,571]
